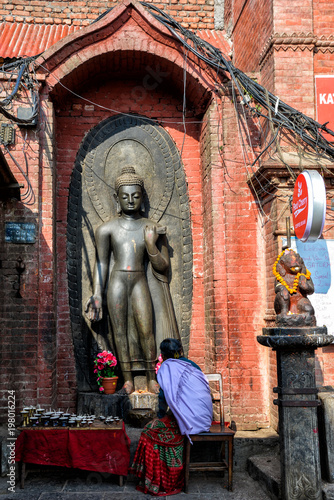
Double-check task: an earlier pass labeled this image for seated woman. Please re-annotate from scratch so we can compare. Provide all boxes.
[130,338,213,496]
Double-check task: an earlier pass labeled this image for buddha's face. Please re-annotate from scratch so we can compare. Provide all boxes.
[118,184,143,214]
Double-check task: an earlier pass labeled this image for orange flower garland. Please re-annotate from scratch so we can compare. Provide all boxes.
[273,249,311,295]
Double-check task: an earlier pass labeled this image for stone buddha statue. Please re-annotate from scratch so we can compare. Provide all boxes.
[85,166,179,394]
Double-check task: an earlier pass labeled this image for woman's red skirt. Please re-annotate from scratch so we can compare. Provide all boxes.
[130,415,185,496]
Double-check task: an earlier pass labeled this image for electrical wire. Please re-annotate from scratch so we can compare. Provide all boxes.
[0,57,39,125]
[179,41,189,157]
[34,61,204,125]
[2,6,334,159]
[140,2,334,163]
[3,7,334,159]
[2,4,334,216]
[3,145,35,205]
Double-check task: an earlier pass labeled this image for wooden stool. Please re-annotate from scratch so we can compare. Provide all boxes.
[184,373,235,492]
[184,424,235,492]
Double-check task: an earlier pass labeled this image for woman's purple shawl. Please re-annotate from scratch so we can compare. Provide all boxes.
[157,358,213,443]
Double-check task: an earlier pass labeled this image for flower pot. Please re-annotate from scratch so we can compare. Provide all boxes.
[101,377,118,394]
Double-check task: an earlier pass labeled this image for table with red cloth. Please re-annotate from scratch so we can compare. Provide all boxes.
[15,422,131,488]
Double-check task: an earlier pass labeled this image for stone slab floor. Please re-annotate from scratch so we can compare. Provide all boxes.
[0,466,272,500]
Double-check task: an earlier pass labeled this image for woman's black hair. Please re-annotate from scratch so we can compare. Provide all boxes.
[160,338,183,359]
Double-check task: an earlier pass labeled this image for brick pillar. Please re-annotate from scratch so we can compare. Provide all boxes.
[200,100,231,420]
[37,89,57,409]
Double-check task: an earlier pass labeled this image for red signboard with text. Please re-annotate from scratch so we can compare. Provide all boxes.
[315,75,334,140]
[292,170,326,242]
[292,173,309,240]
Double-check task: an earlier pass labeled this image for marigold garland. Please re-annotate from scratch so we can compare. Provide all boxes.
[273,249,311,295]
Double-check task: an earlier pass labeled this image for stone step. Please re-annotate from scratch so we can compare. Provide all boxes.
[247,453,334,500]
[233,428,279,472]
[247,454,281,500]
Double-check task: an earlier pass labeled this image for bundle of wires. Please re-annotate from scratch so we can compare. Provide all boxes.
[1,3,334,165]
[141,2,334,164]
[0,57,39,126]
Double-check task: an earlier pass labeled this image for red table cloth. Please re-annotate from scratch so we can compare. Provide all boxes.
[15,425,131,476]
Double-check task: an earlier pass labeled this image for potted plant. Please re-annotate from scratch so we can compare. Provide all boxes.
[93,350,118,394]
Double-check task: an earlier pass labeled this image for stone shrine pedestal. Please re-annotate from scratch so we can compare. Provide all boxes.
[318,389,334,483]
[77,391,158,423]
[257,326,334,500]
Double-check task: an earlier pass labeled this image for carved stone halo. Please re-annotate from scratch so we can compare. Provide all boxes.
[83,115,176,223]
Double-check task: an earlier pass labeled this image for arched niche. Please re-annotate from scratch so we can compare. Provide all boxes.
[67,114,192,390]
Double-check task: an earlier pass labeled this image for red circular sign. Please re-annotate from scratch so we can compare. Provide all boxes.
[292,173,310,240]
[292,170,326,242]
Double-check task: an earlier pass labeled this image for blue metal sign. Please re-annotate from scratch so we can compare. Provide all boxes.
[5,222,36,244]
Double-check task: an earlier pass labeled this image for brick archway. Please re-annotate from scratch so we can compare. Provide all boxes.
[36,0,217,113]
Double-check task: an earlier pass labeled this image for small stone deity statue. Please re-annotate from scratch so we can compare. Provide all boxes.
[85,166,178,394]
[273,248,316,327]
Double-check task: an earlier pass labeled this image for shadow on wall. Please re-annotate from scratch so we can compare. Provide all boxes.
[0,203,58,420]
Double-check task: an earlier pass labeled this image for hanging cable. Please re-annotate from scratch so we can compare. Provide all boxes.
[0,56,40,126]
[140,2,334,164]
[3,145,35,205]
[2,4,334,215]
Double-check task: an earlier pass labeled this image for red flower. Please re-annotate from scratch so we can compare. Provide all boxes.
[94,351,118,391]
[155,354,163,374]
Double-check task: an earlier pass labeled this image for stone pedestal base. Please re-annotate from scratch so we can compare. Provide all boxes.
[257,326,334,500]
[77,391,158,422]
[318,389,334,483]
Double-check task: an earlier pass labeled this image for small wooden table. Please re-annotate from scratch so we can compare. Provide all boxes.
[15,421,130,488]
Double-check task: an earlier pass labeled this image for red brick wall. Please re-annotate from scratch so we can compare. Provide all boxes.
[200,104,218,373]
[220,89,270,429]
[273,0,313,32]
[0,90,58,418]
[0,33,273,431]
[2,0,334,431]
[314,0,334,35]
[232,0,272,72]
[314,0,334,87]
[274,50,314,118]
